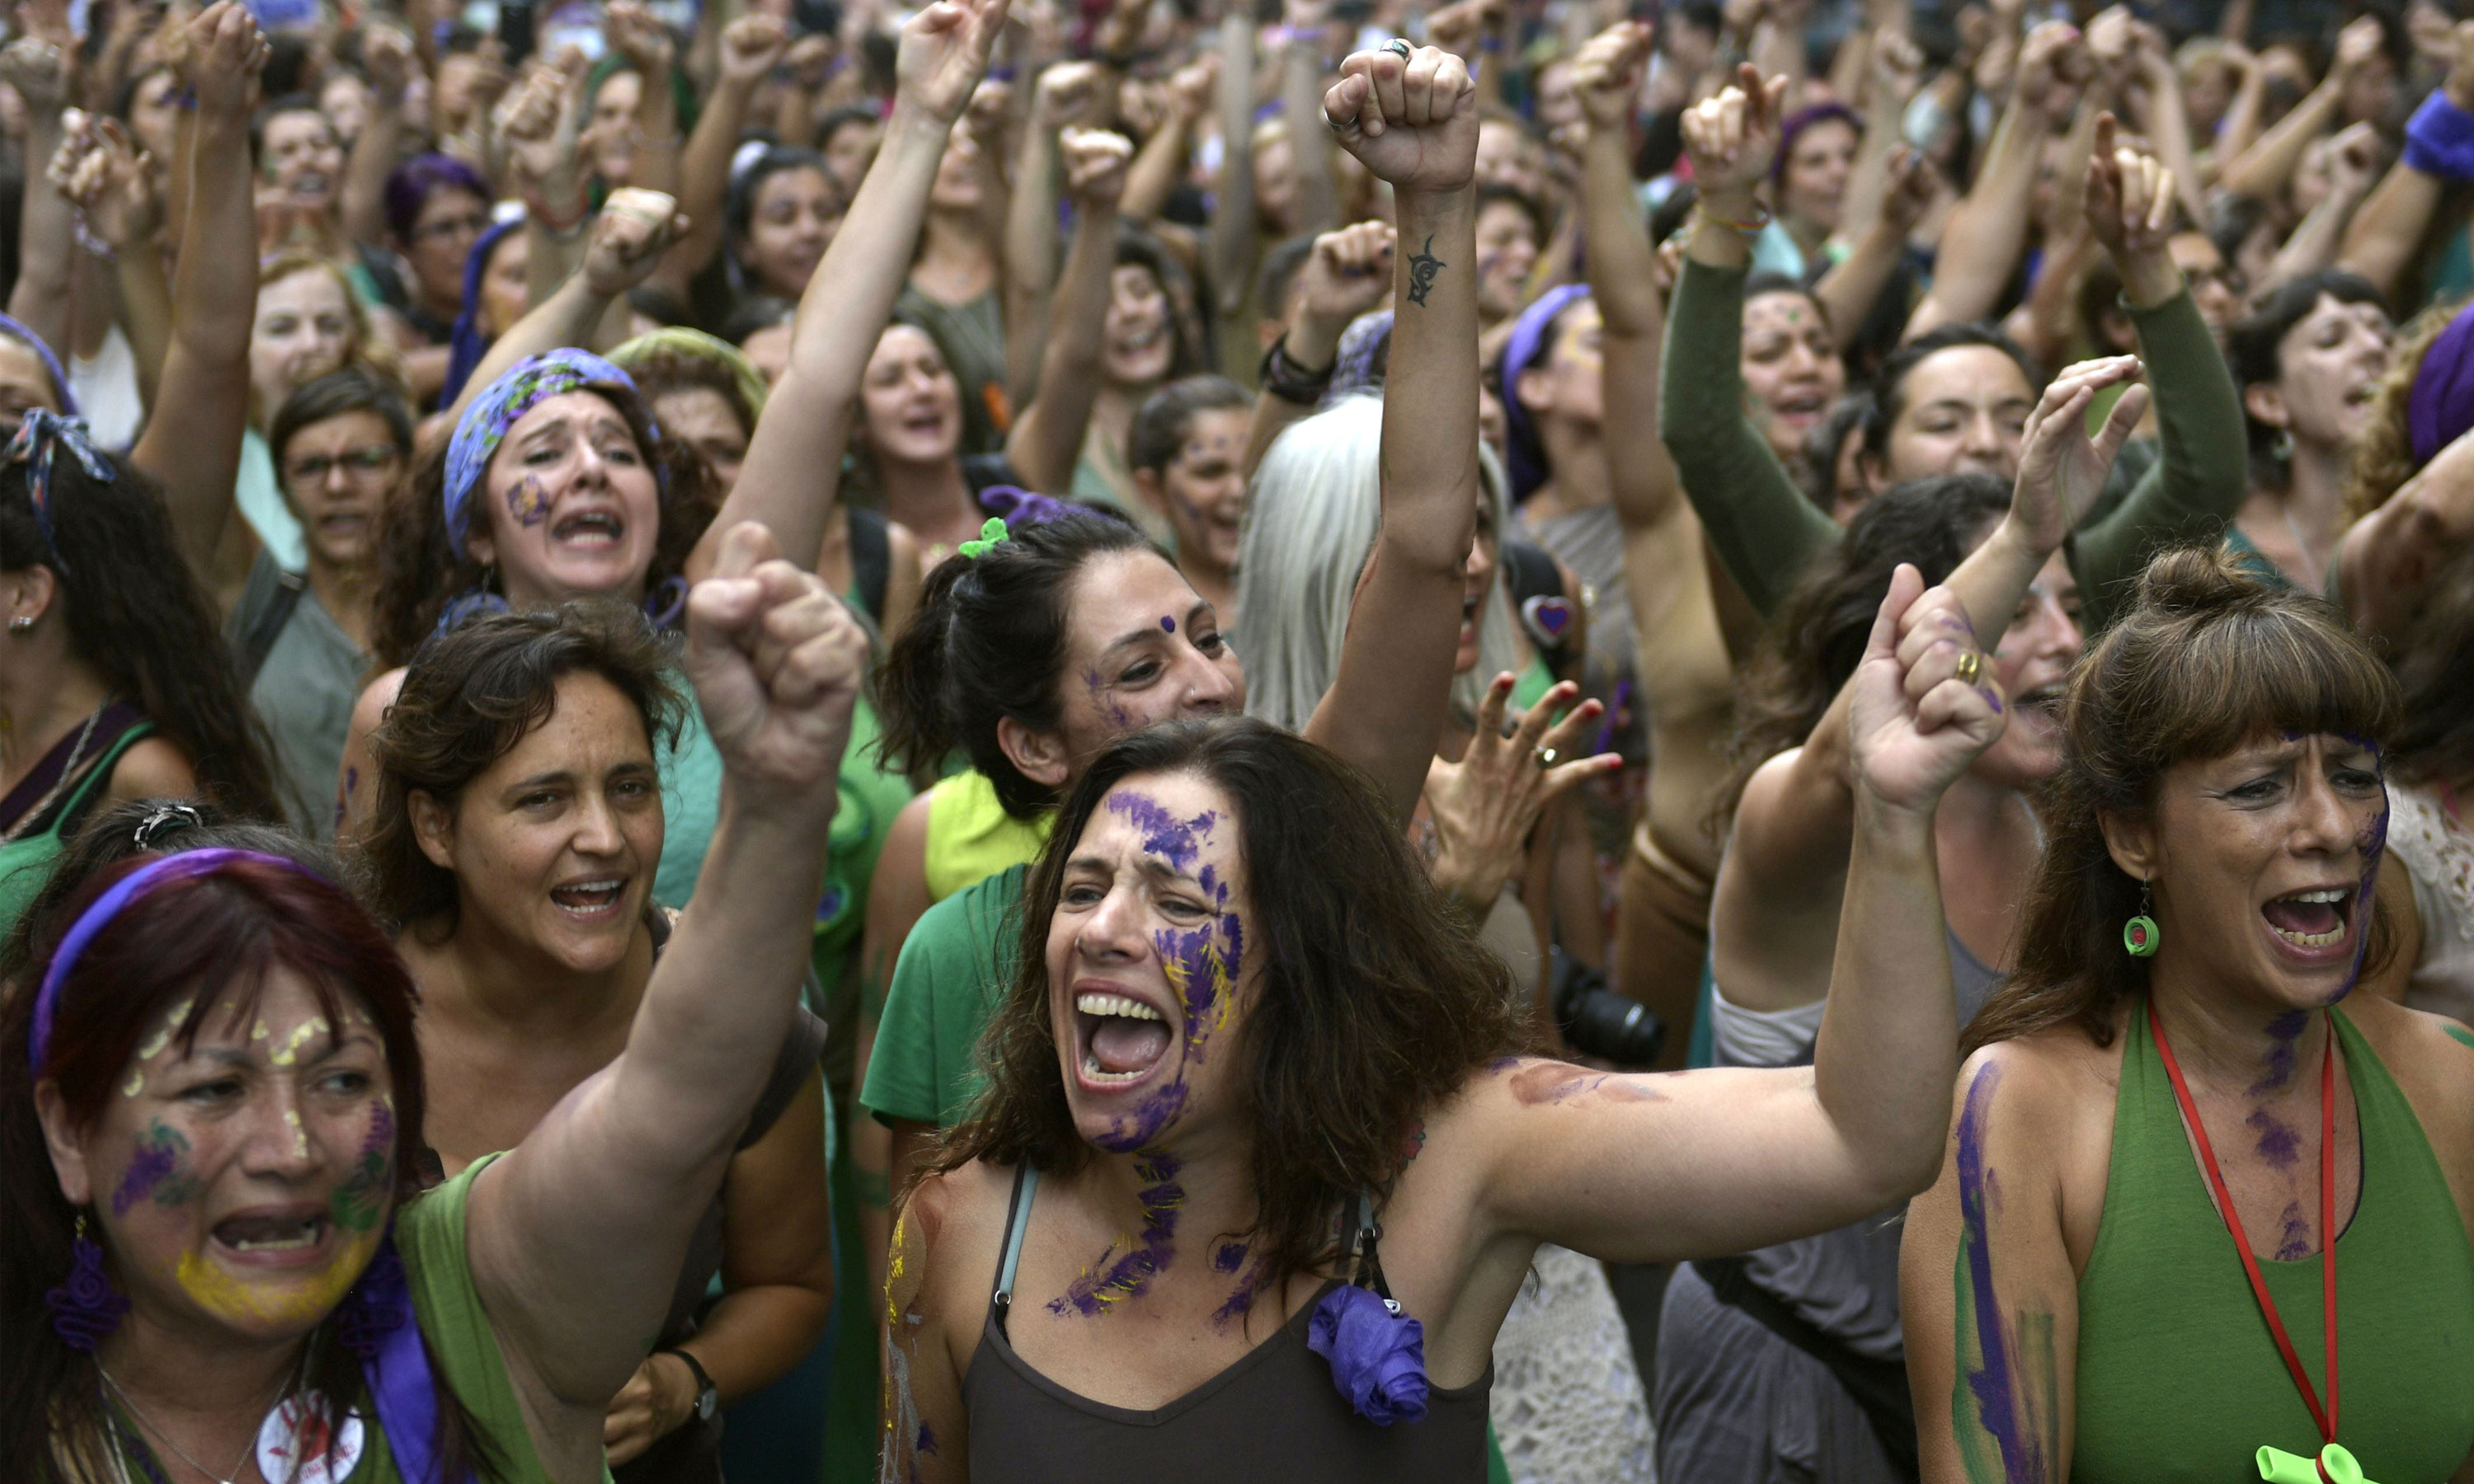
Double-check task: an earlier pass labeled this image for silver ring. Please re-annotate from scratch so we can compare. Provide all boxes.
[1323,103,1347,131]
[1533,746,1558,770]
[1384,37,1413,59]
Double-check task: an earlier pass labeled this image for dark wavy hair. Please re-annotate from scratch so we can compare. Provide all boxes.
[269,366,416,473]
[1964,548,2401,1055]
[0,845,488,1482]
[355,603,681,937]
[2227,268,2387,488]
[878,513,1164,817]
[1861,322,2046,469]
[369,378,719,668]
[926,717,1530,1303]
[1127,375,1250,476]
[1714,472,2012,829]
[0,454,282,823]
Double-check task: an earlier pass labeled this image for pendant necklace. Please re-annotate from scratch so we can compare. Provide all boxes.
[97,1358,289,1484]
[2149,998,2362,1484]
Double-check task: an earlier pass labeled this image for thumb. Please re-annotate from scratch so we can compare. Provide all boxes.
[2096,383,2150,459]
[710,519,780,580]
[1868,562,1924,666]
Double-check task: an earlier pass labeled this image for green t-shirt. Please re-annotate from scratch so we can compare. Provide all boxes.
[858,862,1028,1128]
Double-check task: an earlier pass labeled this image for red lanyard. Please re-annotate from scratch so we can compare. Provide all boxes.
[2148,998,2339,1448]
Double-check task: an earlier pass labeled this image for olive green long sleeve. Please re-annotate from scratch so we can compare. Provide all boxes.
[1659,255,1839,620]
[2064,284,2250,632]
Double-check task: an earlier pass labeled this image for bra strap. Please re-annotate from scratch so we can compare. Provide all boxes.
[994,1165,1040,1313]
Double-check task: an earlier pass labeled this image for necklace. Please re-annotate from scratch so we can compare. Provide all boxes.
[96,1359,289,1484]
[2148,998,2348,1478]
[0,703,103,845]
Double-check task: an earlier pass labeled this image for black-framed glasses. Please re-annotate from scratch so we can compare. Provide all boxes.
[285,445,402,486]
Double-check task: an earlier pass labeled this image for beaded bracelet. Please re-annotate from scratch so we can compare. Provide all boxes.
[1698,199,1772,237]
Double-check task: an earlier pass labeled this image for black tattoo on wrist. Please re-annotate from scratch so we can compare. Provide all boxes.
[1404,234,1446,307]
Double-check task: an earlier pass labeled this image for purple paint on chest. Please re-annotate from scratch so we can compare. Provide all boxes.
[2274,1200,2314,1261]
[2248,1106,2303,1167]
[1050,1154,1185,1317]
[2251,1012,2309,1094]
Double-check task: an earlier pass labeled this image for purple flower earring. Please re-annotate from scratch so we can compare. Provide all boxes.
[45,1212,129,1351]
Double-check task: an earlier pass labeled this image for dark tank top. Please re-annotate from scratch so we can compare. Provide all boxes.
[963,1165,1494,1482]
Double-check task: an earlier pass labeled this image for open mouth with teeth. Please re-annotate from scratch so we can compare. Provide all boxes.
[1074,990,1174,1088]
[213,1210,329,1259]
[2262,886,2354,953]
[550,877,628,918]
[551,510,627,547]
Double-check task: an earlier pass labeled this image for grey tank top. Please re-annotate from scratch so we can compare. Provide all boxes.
[963,1166,1494,1482]
[1713,927,2001,1356]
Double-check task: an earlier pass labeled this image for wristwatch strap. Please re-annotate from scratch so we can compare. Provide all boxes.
[658,1346,719,1421]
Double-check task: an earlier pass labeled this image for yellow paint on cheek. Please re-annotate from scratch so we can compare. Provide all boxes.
[172,1225,379,1329]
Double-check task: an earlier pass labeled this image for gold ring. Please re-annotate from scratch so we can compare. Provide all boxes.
[1954,650,1982,687]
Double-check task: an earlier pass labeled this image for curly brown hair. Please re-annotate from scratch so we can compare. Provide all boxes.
[368,379,719,668]
[2342,296,2468,526]
[1964,547,2401,1057]
[924,717,1534,1303]
[352,603,681,938]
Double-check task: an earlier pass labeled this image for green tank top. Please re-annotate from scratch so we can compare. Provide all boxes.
[2073,1005,2474,1483]
[0,718,155,939]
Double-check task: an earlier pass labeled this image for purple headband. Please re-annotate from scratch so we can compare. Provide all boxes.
[1498,284,1592,503]
[27,845,467,1483]
[2407,298,2474,467]
[440,214,527,408]
[976,485,1078,527]
[1775,102,1863,183]
[0,312,79,417]
[443,349,646,560]
[5,409,114,565]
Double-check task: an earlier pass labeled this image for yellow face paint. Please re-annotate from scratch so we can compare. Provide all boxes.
[172,1224,379,1330]
[134,998,192,1064]
[122,1070,145,1098]
[283,1109,310,1158]
[251,1020,270,1041]
[267,1017,330,1068]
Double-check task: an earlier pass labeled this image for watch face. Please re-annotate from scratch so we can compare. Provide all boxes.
[696,1389,717,1421]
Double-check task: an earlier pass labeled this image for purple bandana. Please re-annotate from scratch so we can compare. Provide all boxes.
[1499,284,1592,502]
[4,409,112,564]
[2408,298,2474,467]
[442,350,645,560]
[0,312,79,416]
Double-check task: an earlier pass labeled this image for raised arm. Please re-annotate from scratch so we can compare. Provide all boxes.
[1122,55,1216,223]
[129,2,266,584]
[1004,128,1134,493]
[722,0,1012,580]
[1277,0,1341,235]
[1905,21,2077,337]
[1816,145,1936,353]
[1206,9,1260,322]
[340,24,414,248]
[439,190,687,427]
[53,119,172,410]
[605,2,684,197]
[1470,566,1998,1262]
[1660,68,1838,619]
[466,527,867,1455]
[2335,424,2474,646]
[2260,121,2378,294]
[2066,117,2250,629]
[1238,219,1393,481]
[1001,61,1105,406]
[2337,28,2474,301]
[2218,16,2380,204]
[3,36,80,366]
[1303,43,1484,823]
[652,15,793,301]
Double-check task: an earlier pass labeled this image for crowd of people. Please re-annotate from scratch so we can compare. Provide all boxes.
[2,0,2473,1477]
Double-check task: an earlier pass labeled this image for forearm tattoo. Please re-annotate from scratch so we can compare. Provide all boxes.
[1405,234,1446,307]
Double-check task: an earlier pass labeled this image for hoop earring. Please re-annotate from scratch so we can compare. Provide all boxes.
[2271,428,2294,463]
[45,1210,129,1350]
[2124,881,2161,958]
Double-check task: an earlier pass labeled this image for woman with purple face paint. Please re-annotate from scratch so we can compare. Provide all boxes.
[876,525,2005,1478]
[0,528,870,1484]
[1902,548,2474,1484]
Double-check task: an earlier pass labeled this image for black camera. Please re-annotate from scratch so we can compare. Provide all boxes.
[1550,948,1666,1069]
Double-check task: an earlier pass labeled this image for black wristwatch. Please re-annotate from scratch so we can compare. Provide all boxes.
[660,1347,719,1422]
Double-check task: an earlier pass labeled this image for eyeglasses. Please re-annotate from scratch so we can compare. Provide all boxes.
[285,445,401,486]
[412,212,491,245]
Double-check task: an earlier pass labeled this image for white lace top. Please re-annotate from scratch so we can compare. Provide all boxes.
[2389,781,2474,1026]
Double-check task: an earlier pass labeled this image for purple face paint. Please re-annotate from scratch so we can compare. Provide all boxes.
[1160,616,1176,632]
[2247,1106,2302,1167]
[506,472,552,528]
[332,1101,395,1233]
[1212,1242,1247,1274]
[2331,785,2390,1005]
[1082,669,1137,732]
[1105,791,1220,874]
[112,1120,198,1215]
[1098,1081,1188,1153]
[1954,1063,2045,1484]
[1049,1153,1184,1317]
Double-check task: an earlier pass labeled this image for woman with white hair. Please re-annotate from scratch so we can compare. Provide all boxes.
[1235,391,1653,1484]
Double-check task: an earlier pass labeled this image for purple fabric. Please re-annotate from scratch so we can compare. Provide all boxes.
[1326,311,1395,404]
[441,350,642,559]
[28,849,313,1073]
[440,214,524,408]
[1499,284,1592,502]
[4,408,113,563]
[1307,1282,1430,1425]
[1773,102,1862,182]
[44,1233,129,1350]
[976,485,1077,527]
[346,1233,466,1483]
[2408,298,2474,466]
[0,312,79,416]
[2405,88,2474,184]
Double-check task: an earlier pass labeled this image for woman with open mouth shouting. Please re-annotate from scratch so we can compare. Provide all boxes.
[0,525,869,1484]
[876,539,2007,1479]
[1900,546,2474,1484]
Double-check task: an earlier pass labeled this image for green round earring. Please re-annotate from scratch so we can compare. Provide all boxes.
[2123,881,2160,958]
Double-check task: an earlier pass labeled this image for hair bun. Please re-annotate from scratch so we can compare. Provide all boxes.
[2133,545,2273,617]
